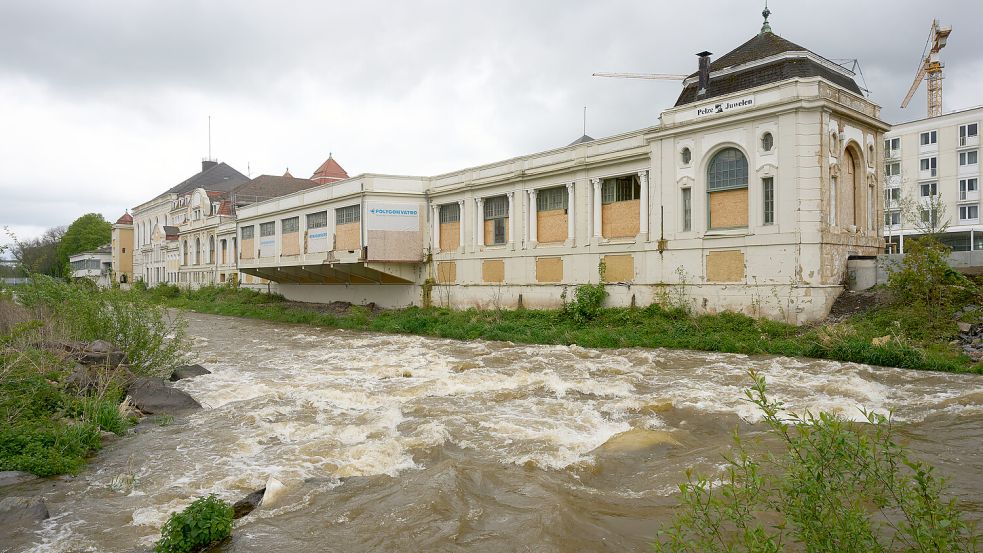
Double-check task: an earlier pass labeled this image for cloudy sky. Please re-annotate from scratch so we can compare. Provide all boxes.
[1,0,981,248]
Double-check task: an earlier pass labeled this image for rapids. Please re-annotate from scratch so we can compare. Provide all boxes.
[6,311,983,552]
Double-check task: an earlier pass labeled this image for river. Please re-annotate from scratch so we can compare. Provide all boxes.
[6,311,983,552]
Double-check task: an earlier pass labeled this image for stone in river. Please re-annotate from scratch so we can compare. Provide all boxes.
[126,377,201,415]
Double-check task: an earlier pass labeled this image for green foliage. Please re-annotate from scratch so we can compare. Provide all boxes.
[654,371,978,552]
[888,238,977,313]
[562,261,608,323]
[154,495,234,553]
[56,213,111,274]
[0,421,101,476]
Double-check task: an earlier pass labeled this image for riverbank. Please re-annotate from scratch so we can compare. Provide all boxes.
[140,283,983,374]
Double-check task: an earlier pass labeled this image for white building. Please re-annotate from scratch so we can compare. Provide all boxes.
[234,16,888,324]
[883,105,981,252]
[69,246,113,287]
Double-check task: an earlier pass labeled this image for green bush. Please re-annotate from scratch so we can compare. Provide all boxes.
[155,495,234,553]
[563,283,607,322]
[888,238,976,314]
[653,370,978,552]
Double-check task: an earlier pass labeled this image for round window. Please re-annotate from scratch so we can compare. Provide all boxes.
[681,147,692,164]
[761,132,774,152]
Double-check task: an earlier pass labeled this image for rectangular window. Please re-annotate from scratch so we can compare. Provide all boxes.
[920,130,937,145]
[281,217,299,233]
[884,187,901,204]
[921,208,939,226]
[601,175,641,204]
[762,177,774,225]
[960,205,979,222]
[960,123,979,146]
[439,203,460,223]
[959,150,979,166]
[884,210,900,226]
[536,187,569,211]
[259,222,275,237]
[920,182,938,197]
[336,204,360,225]
[884,137,900,152]
[681,188,692,231]
[306,211,328,229]
[885,162,901,176]
[920,157,937,176]
[483,196,509,219]
[960,178,979,200]
[241,226,254,239]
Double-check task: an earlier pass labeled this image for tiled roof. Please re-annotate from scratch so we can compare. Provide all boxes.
[675,31,863,106]
[217,200,233,216]
[311,155,349,184]
[232,175,322,207]
[115,212,133,225]
[164,162,249,196]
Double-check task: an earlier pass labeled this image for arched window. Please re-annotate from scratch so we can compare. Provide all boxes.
[195,237,201,265]
[707,147,749,229]
[681,147,692,165]
[761,132,774,152]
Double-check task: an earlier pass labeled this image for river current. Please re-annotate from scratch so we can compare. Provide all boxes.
[6,311,983,552]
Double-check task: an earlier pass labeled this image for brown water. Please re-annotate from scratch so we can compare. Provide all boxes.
[6,312,983,552]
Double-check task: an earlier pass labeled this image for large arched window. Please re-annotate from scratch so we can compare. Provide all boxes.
[707,147,749,229]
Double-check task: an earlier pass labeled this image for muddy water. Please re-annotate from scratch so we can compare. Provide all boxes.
[7,312,983,552]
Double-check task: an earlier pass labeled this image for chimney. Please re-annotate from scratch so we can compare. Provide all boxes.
[697,51,712,96]
[201,159,218,172]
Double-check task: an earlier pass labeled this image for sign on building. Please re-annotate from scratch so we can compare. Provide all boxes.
[365,202,423,262]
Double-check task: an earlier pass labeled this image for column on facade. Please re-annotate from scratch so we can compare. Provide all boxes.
[474,197,484,249]
[566,181,576,245]
[591,177,602,238]
[507,191,515,249]
[638,170,649,239]
[527,188,538,245]
[457,200,465,252]
[431,204,441,253]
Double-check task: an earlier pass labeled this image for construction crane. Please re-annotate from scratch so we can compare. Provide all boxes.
[592,72,688,81]
[901,19,952,118]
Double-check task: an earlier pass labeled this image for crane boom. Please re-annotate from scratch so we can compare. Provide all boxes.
[592,72,688,81]
[900,19,952,117]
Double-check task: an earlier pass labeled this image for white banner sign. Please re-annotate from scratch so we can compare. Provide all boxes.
[366,202,421,232]
[695,97,754,117]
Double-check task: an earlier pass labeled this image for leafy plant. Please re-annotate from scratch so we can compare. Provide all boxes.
[154,495,234,553]
[563,261,608,323]
[887,237,976,314]
[653,370,978,552]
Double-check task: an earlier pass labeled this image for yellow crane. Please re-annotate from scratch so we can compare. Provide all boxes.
[901,19,952,118]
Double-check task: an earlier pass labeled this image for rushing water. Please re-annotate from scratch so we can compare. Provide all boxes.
[6,312,983,552]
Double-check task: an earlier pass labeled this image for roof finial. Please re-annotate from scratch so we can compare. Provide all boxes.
[761,1,772,34]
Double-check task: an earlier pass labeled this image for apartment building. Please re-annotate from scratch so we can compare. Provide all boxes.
[883,106,982,252]
[234,17,889,323]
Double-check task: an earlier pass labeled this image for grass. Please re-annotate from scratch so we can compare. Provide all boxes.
[141,283,983,374]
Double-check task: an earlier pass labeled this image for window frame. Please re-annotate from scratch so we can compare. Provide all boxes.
[885,162,901,176]
[920,130,938,145]
[336,204,361,225]
[959,204,979,222]
[240,225,254,240]
[762,177,775,225]
[681,188,692,232]
[600,175,641,204]
[483,196,509,220]
[281,216,299,234]
[536,187,569,212]
[706,148,749,192]
[439,202,460,224]
[959,150,979,167]
[306,211,328,229]
[761,132,774,152]
[920,182,938,198]
[259,221,275,237]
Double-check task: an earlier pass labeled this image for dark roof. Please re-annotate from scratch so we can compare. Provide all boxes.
[675,31,863,106]
[163,226,180,240]
[164,162,249,196]
[568,134,595,146]
[232,174,322,207]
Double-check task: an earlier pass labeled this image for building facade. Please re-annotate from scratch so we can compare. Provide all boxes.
[111,212,133,284]
[883,105,982,252]
[69,246,113,287]
[233,22,888,323]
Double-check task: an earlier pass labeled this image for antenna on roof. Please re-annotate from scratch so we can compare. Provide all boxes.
[208,115,212,161]
[760,1,772,35]
[583,106,587,137]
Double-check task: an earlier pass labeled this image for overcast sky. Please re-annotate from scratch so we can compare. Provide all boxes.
[1,0,981,248]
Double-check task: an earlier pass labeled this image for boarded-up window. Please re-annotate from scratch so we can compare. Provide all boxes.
[601,175,640,204]
[260,222,275,237]
[307,211,327,229]
[241,226,254,240]
[281,217,299,233]
[535,257,563,282]
[707,148,749,229]
[439,203,460,223]
[602,254,634,282]
[337,205,360,225]
[536,187,568,211]
[481,259,505,283]
[436,261,456,283]
[484,196,508,219]
[484,196,508,245]
[706,250,745,282]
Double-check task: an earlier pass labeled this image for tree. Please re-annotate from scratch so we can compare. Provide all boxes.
[900,190,949,239]
[10,226,66,276]
[56,214,111,275]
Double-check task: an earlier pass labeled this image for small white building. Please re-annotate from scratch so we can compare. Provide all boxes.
[69,246,113,287]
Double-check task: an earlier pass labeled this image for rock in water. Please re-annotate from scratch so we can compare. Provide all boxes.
[233,488,266,519]
[126,377,201,415]
[0,496,49,538]
[261,477,287,507]
[169,364,211,382]
[597,429,681,454]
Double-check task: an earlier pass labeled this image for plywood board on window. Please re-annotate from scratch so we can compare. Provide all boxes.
[439,222,460,251]
[280,232,299,256]
[537,210,567,243]
[482,259,505,283]
[367,229,423,262]
[601,199,640,238]
[708,188,748,229]
[706,250,745,282]
[602,254,634,282]
[484,218,509,246]
[240,238,254,260]
[535,257,563,282]
[436,261,456,283]
[335,222,360,251]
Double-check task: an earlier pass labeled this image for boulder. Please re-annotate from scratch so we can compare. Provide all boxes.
[64,364,99,394]
[957,322,976,334]
[0,471,37,488]
[79,340,126,367]
[0,496,49,529]
[233,488,266,519]
[169,364,211,382]
[126,377,201,415]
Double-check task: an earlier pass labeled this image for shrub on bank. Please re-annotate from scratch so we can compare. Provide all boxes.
[154,495,234,553]
[653,371,978,552]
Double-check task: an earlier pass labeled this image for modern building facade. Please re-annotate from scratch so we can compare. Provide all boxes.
[233,19,889,323]
[883,105,982,252]
[69,246,113,287]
